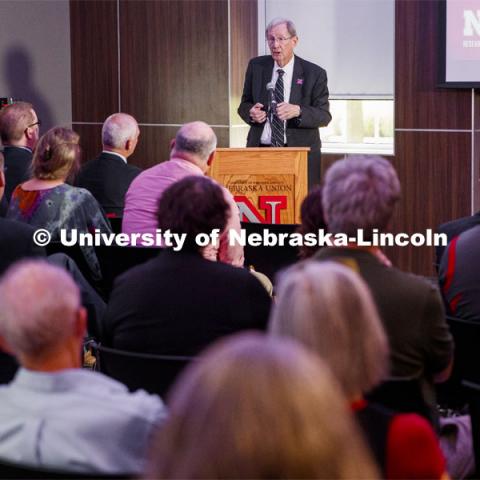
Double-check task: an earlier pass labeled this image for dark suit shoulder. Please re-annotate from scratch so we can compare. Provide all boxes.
[248,55,274,67]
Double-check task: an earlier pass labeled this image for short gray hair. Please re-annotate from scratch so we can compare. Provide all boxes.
[0,260,80,357]
[322,155,401,239]
[102,113,139,149]
[269,261,389,398]
[174,121,217,162]
[266,17,297,37]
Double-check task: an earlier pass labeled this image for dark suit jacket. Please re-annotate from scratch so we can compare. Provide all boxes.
[0,218,45,275]
[3,146,32,202]
[102,250,271,355]
[76,152,141,217]
[0,218,45,385]
[238,55,331,185]
[435,212,480,266]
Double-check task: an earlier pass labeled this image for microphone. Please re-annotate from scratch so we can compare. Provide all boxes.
[266,82,276,123]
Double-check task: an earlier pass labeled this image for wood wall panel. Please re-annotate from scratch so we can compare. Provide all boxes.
[70,0,118,122]
[388,131,471,275]
[119,0,229,126]
[395,0,471,130]
[72,123,103,166]
[230,0,257,125]
[124,125,229,171]
[73,123,229,172]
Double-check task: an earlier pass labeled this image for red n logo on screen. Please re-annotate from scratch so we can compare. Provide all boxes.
[234,195,287,224]
[464,10,480,36]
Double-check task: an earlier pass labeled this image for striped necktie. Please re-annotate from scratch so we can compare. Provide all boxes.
[271,69,285,147]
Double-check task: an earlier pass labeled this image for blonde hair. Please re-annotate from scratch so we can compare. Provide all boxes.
[33,127,80,180]
[147,333,379,479]
[0,101,35,143]
[269,261,389,398]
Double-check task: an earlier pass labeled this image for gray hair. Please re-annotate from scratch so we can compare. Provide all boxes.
[269,261,389,398]
[266,17,297,37]
[174,121,217,162]
[102,113,139,149]
[322,155,401,239]
[0,260,80,357]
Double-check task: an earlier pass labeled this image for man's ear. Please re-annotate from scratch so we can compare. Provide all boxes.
[125,138,132,152]
[74,307,88,340]
[170,138,176,150]
[207,150,216,167]
[0,335,14,355]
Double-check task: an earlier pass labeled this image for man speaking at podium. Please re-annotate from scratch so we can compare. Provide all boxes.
[238,18,331,188]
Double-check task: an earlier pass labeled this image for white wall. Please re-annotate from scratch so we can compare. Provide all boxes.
[263,0,394,98]
[0,0,72,133]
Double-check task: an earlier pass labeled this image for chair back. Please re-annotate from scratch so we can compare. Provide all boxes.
[241,222,299,280]
[95,245,162,300]
[437,316,480,409]
[0,457,133,479]
[91,342,194,398]
[366,377,434,426]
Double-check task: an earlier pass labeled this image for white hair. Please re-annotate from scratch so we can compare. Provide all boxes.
[0,260,80,357]
[266,17,297,37]
[322,155,401,240]
[102,112,139,149]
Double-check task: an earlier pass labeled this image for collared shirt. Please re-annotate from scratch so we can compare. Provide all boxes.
[2,145,32,153]
[0,368,167,474]
[261,55,295,145]
[102,150,127,164]
[122,157,244,267]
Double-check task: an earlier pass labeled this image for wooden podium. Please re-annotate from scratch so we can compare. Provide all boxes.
[209,147,309,224]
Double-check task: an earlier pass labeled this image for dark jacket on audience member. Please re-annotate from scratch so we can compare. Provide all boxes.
[0,218,45,274]
[435,212,480,266]
[102,250,271,355]
[3,146,32,202]
[76,152,141,217]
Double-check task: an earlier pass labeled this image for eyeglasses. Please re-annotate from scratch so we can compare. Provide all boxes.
[267,36,293,45]
[26,120,41,129]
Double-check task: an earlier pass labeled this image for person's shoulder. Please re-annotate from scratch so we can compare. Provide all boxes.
[73,369,166,422]
[249,55,273,66]
[0,217,35,235]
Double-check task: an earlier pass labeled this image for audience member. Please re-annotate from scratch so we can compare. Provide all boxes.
[0,101,39,201]
[76,113,141,217]
[435,212,480,267]
[297,185,326,259]
[103,176,270,355]
[270,261,449,479]
[123,121,243,266]
[0,149,105,344]
[439,224,480,320]
[0,151,45,273]
[316,155,453,422]
[146,333,378,479]
[0,260,166,474]
[6,127,111,280]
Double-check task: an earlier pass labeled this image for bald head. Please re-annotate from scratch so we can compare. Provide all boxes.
[102,113,140,156]
[172,121,217,164]
[0,260,82,360]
